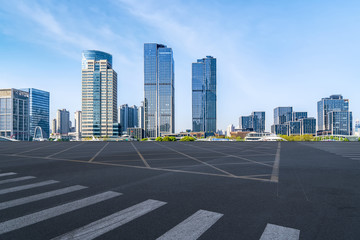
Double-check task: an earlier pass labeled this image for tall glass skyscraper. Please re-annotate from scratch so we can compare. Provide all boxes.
[81,50,118,137]
[144,43,175,138]
[192,56,216,134]
[21,88,49,139]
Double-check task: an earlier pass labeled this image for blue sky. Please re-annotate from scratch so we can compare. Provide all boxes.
[0,0,359,132]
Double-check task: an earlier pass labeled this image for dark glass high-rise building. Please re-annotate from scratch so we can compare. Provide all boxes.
[274,107,293,124]
[21,88,49,139]
[192,56,216,134]
[144,43,175,138]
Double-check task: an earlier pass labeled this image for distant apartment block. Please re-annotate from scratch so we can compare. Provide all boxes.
[81,50,118,138]
[239,111,265,132]
[317,95,352,135]
[74,110,82,140]
[119,104,138,134]
[192,56,217,135]
[0,89,30,140]
[271,107,316,136]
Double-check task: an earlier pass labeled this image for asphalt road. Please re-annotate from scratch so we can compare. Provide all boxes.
[0,141,359,239]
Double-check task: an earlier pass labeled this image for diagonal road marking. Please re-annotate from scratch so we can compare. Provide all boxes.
[0,176,35,185]
[131,142,150,167]
[52,199,166,240]
[154,142,236,177]
[0,191,121,235]
[157,210,223,240]
[260,223,300,240]
[88,142,109,162]
[0,180,59,195]
[0,185,87,210]
[0,172,17,178]
[47,142,85,158]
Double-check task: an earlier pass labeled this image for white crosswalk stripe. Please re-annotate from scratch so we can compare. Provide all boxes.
[0,172,17,178]
[0,180,58,195]
[0,185,87,210]
[0,191,122,235]
[156,210,223,240]
[0,176,35,185]
[52,199,166,240]
[260,223,300,240]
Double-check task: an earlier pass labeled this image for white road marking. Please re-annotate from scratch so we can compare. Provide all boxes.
[259,223,300,240]
[0,180,58,195]
[131,142,150,167]
[0,191,121,235]
[52,199,166,240]
[89,142,109,162]
[0,185,87,210]
[0,176,35,185]
[271,142,281,182]
[157,210,223,240]
[47,142,85,158]
[0,172,17,178]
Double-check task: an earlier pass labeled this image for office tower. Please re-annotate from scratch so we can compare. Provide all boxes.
[0,89,29,140]
[287,121,301,135]
[252,111,265,132]
[119,104,139,133]
[274,107,293,124]
[138,102,145,129]
[56,109,69,135]
[239,111,265,132]
[292,112,307,121]
[239,116,253,131]
[317,95,352,135]
[144,43,175,138]
[81,50,118,138]
[74,111,82,139]
[51,118,57,134]
[300,118,316,135]
[192,56,216,134]
[21,88,50,139]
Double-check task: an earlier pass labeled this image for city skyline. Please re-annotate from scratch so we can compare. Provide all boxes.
[1,0,360,132]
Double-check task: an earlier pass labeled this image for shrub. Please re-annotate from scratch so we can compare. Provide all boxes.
[141,138,148,141]
[180,136,195,141]
[155,137,163,141]
[162,136,177,141]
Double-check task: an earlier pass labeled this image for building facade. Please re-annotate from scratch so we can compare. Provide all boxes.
[21,88,50,139]
[192,56,217,134]
[292,112,307,121]
[56,109,70,135]
[300,118,316,135]
[274,107,293,124]
[51,118,56,134]
[144,43,175,138]
[0,89,29,140]
[127,127,144,140]
[239,111,265,132]
[74,111,82,140]
[138,102,144,130]
[317,95,352,135]
[81,50,118,137]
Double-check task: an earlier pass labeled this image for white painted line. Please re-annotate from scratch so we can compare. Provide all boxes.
[0,191,121,235]
[89,142,109,162]
[0,176,35,185]
[47,142,85,158]
[14,144,52,155]
[52,199,166,240]
[0,185,87,210]
[0,172,17,178]
[157,210,223,240]
[131,142,150,168]
[259,223,300,240]
[0,180,59,195]
[271,142,281,182]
